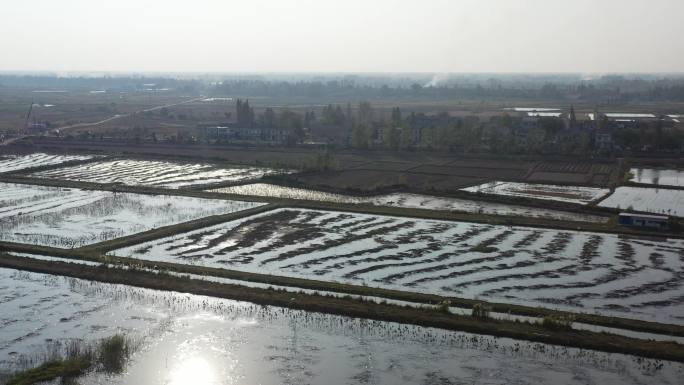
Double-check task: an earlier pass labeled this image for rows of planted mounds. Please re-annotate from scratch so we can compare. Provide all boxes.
[111,208,684,325]
[0,153,96,174]
[29,158,292,188]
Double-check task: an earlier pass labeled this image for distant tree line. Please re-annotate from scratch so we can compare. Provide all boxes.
[230,98,684,155]
[212,77,684,103]
[5,74,684,103]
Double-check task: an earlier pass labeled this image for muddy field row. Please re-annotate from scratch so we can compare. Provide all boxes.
[0,153,95,173]
[0,268,679,385]
[111,208,684,325]
[29,158,291,189]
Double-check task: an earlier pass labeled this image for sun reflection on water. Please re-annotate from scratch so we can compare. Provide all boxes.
[168,356,219,385]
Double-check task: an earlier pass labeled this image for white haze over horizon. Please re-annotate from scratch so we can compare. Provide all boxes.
[1,0,682,73]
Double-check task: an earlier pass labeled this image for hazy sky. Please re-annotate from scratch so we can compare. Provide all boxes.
[1,0,682,73]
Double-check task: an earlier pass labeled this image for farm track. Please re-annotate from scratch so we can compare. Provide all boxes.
[0,253,683,362]
[0,97,204,147]
[0,245,683,340]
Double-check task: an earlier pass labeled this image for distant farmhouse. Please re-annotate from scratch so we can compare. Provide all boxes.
[501,106,681,153]
[200,123,298,144]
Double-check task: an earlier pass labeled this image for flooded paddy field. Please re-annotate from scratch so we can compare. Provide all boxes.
[211,183,608,222]
[598,187,684,217]
[112,208,684,324]
[462,181,609,205]
[630,168,684,187]
[0,153,94,173]
[0,182,262,247]
[0,268,681,385]
[29,159,291,188]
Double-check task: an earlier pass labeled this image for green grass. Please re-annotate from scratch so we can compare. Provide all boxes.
[471,303,492,320]
[6,358,91,385]
[470,244,499,253]
[541,314,576,331]
[98,335,129,373]
[5,334,130,385]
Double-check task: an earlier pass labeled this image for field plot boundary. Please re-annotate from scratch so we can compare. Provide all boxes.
[626,181,684,191]
[0,175,277,204]
[1,253,683,362]
[79,203,279,252]
[2,242,683,339]
[4,174,683,239]
[263,173,618,213]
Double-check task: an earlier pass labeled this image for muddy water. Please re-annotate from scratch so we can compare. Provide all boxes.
[1,268,681,385]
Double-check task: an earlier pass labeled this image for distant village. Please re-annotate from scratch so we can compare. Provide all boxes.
[198,100,684,155]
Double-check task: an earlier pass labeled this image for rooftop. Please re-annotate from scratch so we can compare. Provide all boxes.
[605,113,656,119]
[619,212,668,220]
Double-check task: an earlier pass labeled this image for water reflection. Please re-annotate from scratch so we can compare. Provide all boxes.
[169,356,218,385]
[631,168,684,187]
[2,269,682,385]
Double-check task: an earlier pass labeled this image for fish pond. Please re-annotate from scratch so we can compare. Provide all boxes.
[598,187,684,217]
[462,181,609,205]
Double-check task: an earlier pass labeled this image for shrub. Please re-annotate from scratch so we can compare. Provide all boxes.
[471,303,491,320]
[98,335,129,373]
[437,300,451,314]
[7,359,90,385]
[470,244,499,253]
[541,314,575,331]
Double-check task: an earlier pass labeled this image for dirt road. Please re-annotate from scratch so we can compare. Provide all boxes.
[0,96,203,146]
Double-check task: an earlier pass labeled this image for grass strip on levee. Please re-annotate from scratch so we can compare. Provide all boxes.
[0,254,682,362]
[1,248,683,340]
